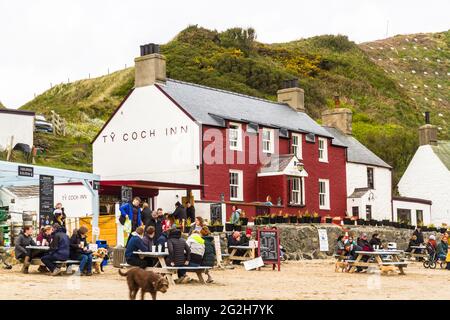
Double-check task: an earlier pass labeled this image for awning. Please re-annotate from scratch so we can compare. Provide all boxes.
[100,180,205,191]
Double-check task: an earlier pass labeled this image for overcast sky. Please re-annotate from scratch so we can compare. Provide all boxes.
[0,0,448,108]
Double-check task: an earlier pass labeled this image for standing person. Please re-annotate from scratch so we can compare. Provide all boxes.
[230,205,241,225]
[120,197,143,243]
[36,225,53,246]
[141,202,152,230]
[166,228,191,283]
[53,203,66,228]
[201,227,215,283]
[14,226,38,274]
[173,202,187,232]
[125,226,149,269]
[41,223,70,276]
[69,226,93,276]
[413,227,425,244]
[149,211,163,240]
[186,202,195,223]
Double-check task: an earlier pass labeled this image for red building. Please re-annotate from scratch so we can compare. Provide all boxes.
[93,44,348,221]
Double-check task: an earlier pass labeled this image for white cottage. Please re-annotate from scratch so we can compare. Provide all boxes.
[322,97,393,221]
[0,109,35,152]
[398,113,450,225]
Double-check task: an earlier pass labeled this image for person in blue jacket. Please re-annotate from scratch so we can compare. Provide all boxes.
[120,197,143,244]
[125,226,149,269]
[41,223,70,276]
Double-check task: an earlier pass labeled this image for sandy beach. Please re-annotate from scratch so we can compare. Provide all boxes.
[1,260,450,300]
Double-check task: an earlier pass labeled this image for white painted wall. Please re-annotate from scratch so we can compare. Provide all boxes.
[54,184,93,218]
[0,113,34,151]
[398,145,450,225]
[392,200,432,226]
[346,162,392,220]
[0,188,38,223]
[93,85,201,185]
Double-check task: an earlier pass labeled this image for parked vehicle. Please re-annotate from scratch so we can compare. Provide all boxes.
[34,115,53,133]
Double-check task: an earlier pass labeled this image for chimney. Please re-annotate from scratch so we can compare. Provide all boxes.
[134,43,166,87]
[419,112,438,145]
[277,79,305,112]
[321,94,353,135]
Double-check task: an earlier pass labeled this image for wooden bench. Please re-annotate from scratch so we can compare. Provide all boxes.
[381,262,408,267]
[163,266,212,285]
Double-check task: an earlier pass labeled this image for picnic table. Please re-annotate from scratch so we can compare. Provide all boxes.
[406,245,427,260]
[132,251,210,286]
[26,246,50,251]
[348,250,408,275]
[229,245,256,262]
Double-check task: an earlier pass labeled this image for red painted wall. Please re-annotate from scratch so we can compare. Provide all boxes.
[200,122,347,219]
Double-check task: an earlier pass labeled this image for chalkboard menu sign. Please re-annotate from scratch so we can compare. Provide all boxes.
[39,175,54,227]
[210,203,222,224]
[121,186,132,204]
[257,227,281,271]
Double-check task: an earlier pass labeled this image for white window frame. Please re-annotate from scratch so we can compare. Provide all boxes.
[229,170,243,201]
[291,133,303,159]
[319,179,330,210]
[228,122,242,151]
[262,128,274,154]
[290,177,305,205]
[318,137,328,162]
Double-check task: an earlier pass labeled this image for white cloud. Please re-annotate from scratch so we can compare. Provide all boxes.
[0,0,448,107]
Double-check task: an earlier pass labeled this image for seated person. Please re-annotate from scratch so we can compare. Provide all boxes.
[143,226,157,267]
[436,234,448,261]
[186,230,205,267]
[69,226,93,276]
[156,230,169,248]
[228,231,249,264]
[125,226,149,269]
[36,225,53,246]
[41,223,70,276]
[344,236,361,260]
[14,226,39,274]
[357,233,373,252]
[166,228,191,282]
[369,233,382,249]
[335,235,346,257]
[406,234,420,253]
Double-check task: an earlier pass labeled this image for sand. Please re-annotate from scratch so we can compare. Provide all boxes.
[1,260,450,300]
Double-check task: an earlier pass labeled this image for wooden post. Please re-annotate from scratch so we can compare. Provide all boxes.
[6,136,14,161]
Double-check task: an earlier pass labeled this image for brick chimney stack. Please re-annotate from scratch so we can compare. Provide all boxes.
[419,111,438,146]
[321,94,352,135]
[134,43,166,87]
[277,79,305,112]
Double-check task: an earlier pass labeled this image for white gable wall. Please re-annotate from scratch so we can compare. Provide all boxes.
[93,85,201,185]
[392,200,431,226]
[346,162,392,220]
[0,113,34,151]
[398,145,450,225]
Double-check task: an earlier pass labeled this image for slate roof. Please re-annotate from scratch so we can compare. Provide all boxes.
[431,141,450,171]
[158,79,337,139]
[348,187,371,198]
[322,126,392,169]
[260,154,296,173]
[3,186,39,198]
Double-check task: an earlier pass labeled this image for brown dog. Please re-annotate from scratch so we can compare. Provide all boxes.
[119,268,169,300]
[335,261,348,272]
[380,265,396,275]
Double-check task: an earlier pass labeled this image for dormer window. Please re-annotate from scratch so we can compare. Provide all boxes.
[318,137,328,162]
[228,122,242,151]
[262,128,274,154]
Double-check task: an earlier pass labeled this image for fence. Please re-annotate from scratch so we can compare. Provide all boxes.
[50,110,67,136]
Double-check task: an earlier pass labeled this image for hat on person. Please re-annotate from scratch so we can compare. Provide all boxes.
[429,235,436,240]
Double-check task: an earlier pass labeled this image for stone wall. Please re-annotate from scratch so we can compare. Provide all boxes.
[251,224,441,260]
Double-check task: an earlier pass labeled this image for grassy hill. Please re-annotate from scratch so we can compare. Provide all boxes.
[19,26,450,185]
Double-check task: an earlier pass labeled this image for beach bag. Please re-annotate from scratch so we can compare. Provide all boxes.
[124,217,132,234]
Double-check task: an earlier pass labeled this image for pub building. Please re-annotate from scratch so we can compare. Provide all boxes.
[92,43,349,222]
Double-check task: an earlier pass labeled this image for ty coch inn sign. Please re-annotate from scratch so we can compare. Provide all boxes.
[100,125,189,144]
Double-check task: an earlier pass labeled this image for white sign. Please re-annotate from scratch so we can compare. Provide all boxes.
[318,229,329,252]
[244,257,264,271]
[214,235,222,264]
[88,244,98,252]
